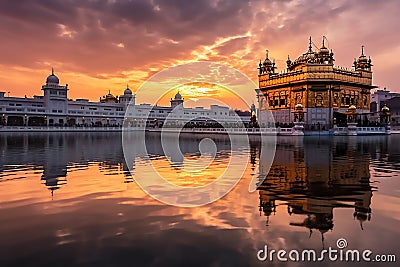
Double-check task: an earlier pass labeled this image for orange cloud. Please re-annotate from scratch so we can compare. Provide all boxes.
[0,0,399,106]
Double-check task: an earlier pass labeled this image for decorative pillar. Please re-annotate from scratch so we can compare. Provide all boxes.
[293,103,305,135]
[380,104,391,134]
[347,105,357,135]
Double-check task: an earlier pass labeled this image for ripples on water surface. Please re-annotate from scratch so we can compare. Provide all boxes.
[0,132,399,266]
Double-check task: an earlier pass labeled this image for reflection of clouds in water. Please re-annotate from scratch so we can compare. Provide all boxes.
[123,61,276,207]
[0,134,400,265]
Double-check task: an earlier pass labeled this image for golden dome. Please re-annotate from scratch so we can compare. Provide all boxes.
[263,50,273,67]
[349,105,357,110]
[319,38,330,55]
[295,103,303,110]
[381,104,390,112]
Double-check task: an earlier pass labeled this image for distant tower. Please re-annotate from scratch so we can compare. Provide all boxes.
[170,91,184,109]
[42,68,69,125]
[42,68,68,98]
[120,84,135,105]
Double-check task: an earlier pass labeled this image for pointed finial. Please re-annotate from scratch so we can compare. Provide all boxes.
[309,36,312,52]
[51,67,54,75]
[361,45,364,56]
[127,83,129,89]
[265,49,269,59]
[286,55,292,67]
[108,89,111,94]
[322,36,325,48]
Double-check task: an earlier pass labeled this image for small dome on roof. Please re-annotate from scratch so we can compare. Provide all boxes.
[357,54,368,63]
[46,68,59,84]
[357,46,369,64]
[354,46,372,71]
[319,37,329,54]
[263,57,273,67]
[124,86,132,95]
[381,104,390,112]
[292,49,317,68]
[295,103,303,109]
[349,105,357,111]
[174,91,182,100]
[319,46,330,54]
[259,49,276,74]
[286,55,292,66]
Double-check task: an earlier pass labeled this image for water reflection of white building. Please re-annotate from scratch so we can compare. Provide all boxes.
[0,70,251,128]
[0,132,235,195]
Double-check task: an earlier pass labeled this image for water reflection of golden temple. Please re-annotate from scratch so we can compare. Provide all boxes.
[257,137,374,239]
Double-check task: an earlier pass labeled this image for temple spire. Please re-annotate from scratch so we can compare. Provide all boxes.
[308,36,312,52]
[51,67,54,75]
[322,36,326,48]
[265,49,269,59]
[361,45,364,56]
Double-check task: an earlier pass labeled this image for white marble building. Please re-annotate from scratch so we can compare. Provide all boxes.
[0,70,250,127]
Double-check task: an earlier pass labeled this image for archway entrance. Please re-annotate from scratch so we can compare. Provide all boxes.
[28,117,45,126]
[7,116,23,126]
[67,118,76,126]
[333,112,347,126]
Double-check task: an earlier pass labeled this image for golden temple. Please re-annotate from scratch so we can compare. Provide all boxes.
[256,37,376,130]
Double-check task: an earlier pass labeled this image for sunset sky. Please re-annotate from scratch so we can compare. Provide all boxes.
[0,0,399,109]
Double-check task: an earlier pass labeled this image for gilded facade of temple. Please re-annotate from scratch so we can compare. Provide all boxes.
[256,37,376,129]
